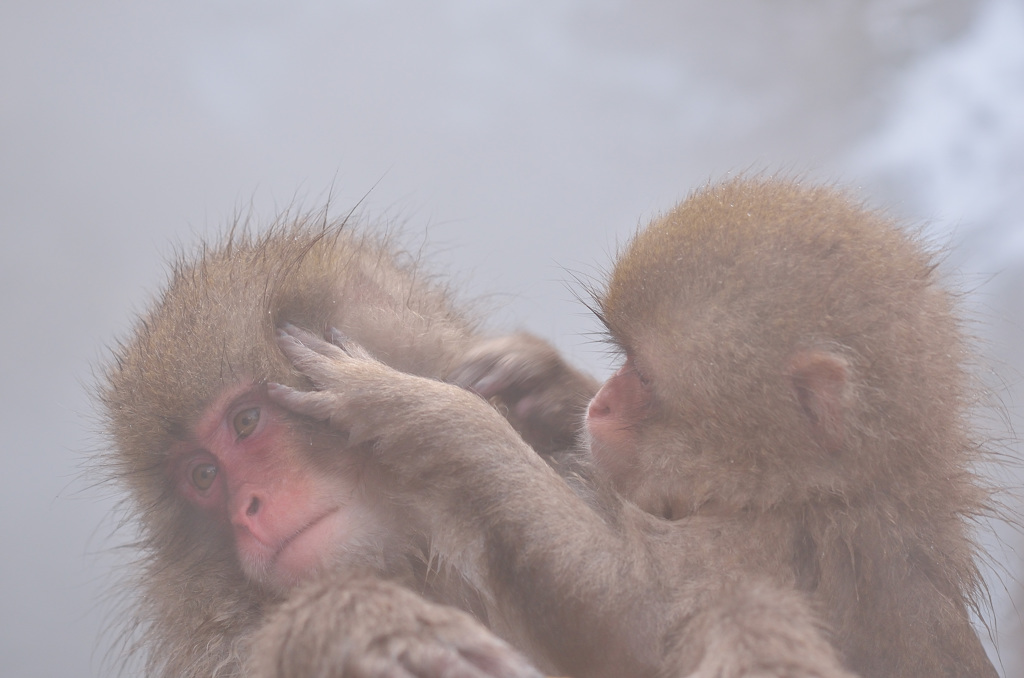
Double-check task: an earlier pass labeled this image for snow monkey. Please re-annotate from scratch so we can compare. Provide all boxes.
[97,217,597,678]
[582,177,997,678]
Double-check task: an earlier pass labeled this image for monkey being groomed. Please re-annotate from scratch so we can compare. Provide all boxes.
[266,178,999,678]
[96,219,600,678]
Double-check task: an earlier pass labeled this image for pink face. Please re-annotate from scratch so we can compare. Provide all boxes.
[585,357,652,482]
[169,382,358,591]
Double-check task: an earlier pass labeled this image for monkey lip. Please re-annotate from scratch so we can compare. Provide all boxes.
[269,508,345,581]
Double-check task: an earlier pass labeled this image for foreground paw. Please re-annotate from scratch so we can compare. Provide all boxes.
[269,324,412,444]
[248,577,544,678]
[269,324,514,462]
[275,323,379,388]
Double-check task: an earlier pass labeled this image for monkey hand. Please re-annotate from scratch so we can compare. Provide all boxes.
[247,576,544,678]
[270,324,537,481]
[449,333,600,457]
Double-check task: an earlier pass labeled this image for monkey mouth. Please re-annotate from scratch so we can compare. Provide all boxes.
[268,508,345,582]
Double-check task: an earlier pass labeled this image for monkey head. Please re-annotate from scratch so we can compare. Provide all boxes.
[586,178,972,519]
[99,221,477,593]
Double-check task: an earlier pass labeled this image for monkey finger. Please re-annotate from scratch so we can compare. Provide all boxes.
[266,383,344,422]
[384,635,544,678]
[275,335,344,388]
[396,644,543,678]
[275,328,378,392]
[449,646,545,678]
[278,323,353,362]
[326,327,377,362]
[267,382,381,447]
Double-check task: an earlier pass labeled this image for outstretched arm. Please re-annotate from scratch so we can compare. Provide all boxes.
[269,325,858,678]
[269,325,662,678]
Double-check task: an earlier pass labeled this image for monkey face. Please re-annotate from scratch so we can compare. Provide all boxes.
[584,356,652,486]
[168,380,363,592]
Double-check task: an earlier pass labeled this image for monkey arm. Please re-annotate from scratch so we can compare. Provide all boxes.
[448,333,600,458]
[269,326,857,678]
[270,325,668,677]
[247,574,543,678]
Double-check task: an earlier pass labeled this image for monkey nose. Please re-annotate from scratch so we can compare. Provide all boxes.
[230,491,270,542]
[587,393,611,420]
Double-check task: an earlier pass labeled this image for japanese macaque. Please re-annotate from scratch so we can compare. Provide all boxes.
[269,178,997,678]
[97,218,595,678]
[583,177,997,677]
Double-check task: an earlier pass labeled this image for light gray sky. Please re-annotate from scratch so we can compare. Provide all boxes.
[2,1,1022,676]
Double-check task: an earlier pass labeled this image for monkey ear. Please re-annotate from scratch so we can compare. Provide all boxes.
[787,350,849,454]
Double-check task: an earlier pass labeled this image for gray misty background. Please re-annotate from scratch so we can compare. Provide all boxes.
[2,1,1023,676]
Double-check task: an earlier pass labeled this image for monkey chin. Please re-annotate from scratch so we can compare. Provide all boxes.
[242,508,349,593]
[583,419,635,485]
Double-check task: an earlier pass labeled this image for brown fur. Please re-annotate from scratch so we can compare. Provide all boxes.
[596,177,997,677]
[97,176,992,678]
[97,214,591,677]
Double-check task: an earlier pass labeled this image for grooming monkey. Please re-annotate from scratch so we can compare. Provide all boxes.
[97,218,596,678]
[583,177,997,677]
[270,178,998,678]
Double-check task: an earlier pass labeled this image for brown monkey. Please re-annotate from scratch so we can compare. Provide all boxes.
[270,178,997,678]
[97,217,596,678]
[585,177,996,677]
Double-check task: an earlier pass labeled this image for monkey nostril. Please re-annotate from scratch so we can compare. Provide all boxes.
[246,497,260,516]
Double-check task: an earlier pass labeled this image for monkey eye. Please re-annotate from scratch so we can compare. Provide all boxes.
[233,407,261,439]
[190,463,218,491]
